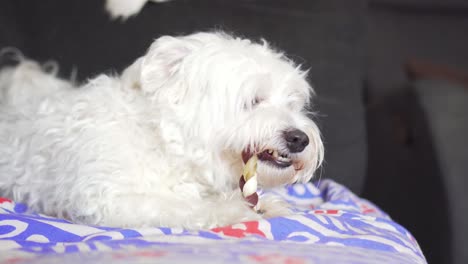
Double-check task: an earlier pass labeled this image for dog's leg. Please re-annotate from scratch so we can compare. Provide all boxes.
[256,194,293,218]
[70,190,262,230]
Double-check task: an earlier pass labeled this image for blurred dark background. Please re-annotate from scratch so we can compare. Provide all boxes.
[1,0,467,263]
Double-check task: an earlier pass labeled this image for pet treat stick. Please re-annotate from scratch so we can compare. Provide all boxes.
[239,155,259,209]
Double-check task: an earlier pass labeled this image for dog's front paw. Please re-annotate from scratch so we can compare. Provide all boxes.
[256,194,292,218]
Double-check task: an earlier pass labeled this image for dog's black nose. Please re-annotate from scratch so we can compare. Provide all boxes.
[284,129,309,153]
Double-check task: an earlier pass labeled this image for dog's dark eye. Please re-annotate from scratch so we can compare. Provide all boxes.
[244,97,264,111]
[252,97,263,107]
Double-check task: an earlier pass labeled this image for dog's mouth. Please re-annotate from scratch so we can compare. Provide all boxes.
[242,149,293,168]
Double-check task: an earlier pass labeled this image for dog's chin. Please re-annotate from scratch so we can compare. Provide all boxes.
[241,149,305,188]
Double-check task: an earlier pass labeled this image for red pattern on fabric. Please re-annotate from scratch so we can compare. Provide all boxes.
[0,197,12,204]
[134,251,166,258]
[359,204,377,214]
[250,253,306,264]
[211,221,266,238]
[313,209,339,215]
[4,257,28,264]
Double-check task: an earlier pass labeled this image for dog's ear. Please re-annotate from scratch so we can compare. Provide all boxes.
[121,36,193,103]
[141,36,193,93]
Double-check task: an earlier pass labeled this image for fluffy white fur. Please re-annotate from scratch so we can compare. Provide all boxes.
[106,0,171,19]
[0,32,323,229]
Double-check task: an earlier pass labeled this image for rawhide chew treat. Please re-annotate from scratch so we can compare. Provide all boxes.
[239,155,259,208]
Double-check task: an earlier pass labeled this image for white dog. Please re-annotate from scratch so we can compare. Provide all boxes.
[0,32,323,229]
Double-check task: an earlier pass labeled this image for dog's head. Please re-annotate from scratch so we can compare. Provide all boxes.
[122,32,323,188]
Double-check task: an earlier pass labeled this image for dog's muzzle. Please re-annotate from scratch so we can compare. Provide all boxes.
[242,148,291,168]
[241,128,309,171]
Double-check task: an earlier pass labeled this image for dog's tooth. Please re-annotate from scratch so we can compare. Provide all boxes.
[243,155,258,181]
[267,149,274,155]
[272,150,279,158]
[277,155,291,162]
